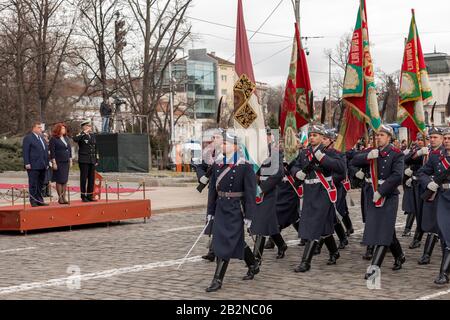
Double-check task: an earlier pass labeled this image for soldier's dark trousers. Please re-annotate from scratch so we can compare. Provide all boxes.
[79,163,95,200]
[206,258,229,292]
[418,233,438,265]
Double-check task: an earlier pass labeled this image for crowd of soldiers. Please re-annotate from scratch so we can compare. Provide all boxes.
[194,123,450,293]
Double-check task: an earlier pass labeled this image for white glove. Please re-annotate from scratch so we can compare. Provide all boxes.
[244,218,252,229]
[404,168,413,177]
[199,175,209,184]
[314,149,325,162]
[296,170,306,181]
[427,181,439,192]
[373,191,382,203]
[417,147,429,156]
[405,178,412,187]
[355,170,365,180]
[367,149,379,160]
[206,214,213,222]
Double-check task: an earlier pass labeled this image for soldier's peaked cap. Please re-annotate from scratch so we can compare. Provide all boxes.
[308,124,326,136]
[442,127,450,136]
[379,124,394,136]
[223,130,241,144]
[324,128,337,140]
[428,126,444,136]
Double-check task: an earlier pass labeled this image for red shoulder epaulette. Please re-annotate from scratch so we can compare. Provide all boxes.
[391,147,401,153]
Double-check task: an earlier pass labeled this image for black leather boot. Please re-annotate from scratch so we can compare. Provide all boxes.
[365,246,387,279]
[409,228,423,249]
[324,235,340,265]
[402,212,415,237]
[418,233,438,265]
[264,237,275,249]
[342,214,354,236]
[294,240,318,273]
[206,258,229,292]
[390,235,406,271]
[362,245,374,260]
[202,241,215,262]
[334,222,348,249]
[243,245,260,280]
[435,248,450,285]
[314,238,324,256]
[253,235,265,265]
[272,233,288,259]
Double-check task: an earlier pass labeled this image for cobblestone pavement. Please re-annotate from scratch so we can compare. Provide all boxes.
[0,190,449,300]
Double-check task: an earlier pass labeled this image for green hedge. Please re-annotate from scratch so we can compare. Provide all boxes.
[0,137,23,172]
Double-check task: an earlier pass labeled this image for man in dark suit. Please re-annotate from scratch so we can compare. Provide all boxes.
[22,122,50,207]
[73,120,98,202]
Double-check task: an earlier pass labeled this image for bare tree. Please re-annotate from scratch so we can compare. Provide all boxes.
[0,0,32,133]
[120,0,193,166]
[377,69,400,123]
[323,31,352,101]
[75,0,119,101]
[23,0,77,123]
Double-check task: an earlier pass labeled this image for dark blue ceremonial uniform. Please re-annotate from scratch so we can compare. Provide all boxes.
[251,149,284,236]
[291,145,346,241]
[207,157,256,261]
[276,158,300,229]
[418,147,446,235]
[350,145,404,246]
[333,150,349,219]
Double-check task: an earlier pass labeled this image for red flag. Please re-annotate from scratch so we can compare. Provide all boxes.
[335,0,381,152]
[397,9,430,141]
[233,0,268,168]
[235,0,255,82]
[280,23,313,162]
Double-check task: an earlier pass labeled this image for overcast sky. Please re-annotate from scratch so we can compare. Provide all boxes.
[186,0,450,97]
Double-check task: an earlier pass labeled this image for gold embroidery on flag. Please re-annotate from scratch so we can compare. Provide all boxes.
[234,74,257,128]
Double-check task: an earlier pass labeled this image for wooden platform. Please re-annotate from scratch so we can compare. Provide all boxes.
[0,199,151,233]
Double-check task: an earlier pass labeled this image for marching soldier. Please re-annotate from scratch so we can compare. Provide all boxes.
[401,135,426,237]
[205,132,260,292]
[350,125,406,279]
[410,132,440,250]
[432,129,450,285]
[265,137,302,251]
[250,129,285,263]
[73,120,98,202]
[417,127,446,265]
[195,130,223,262]
[291,124,345,273]
[322,129,351,249]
